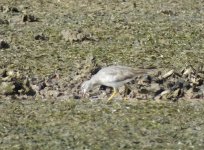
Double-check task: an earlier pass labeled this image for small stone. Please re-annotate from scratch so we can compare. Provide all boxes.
[47,90,60,97]
[162,70,174,79]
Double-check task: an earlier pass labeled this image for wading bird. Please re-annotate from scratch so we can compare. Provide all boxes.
[81,65,151,100]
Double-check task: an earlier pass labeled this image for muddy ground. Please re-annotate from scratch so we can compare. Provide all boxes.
[0,0,204,149]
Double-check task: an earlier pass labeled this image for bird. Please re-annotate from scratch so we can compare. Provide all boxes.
[81,65,151,100]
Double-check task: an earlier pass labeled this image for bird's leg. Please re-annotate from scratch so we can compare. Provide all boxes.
[82,93,88,99]
[108,88,118,101]
[81,92,87,99]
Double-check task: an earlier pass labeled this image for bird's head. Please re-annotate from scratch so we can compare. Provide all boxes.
[81,80,93,97]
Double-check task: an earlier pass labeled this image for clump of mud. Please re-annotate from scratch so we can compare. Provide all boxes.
[61,28,99,43]
[134,65,204,100]
[0,40,9,49]
[0,69,35,99]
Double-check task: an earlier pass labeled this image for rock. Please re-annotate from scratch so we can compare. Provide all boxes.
[138,87,149,94]
[0,18,9,25]
[22,14,38,22]
[182,66,195,77]
[0,69,6,77]
[140,75,152,84]
[191,90,203,99]
[9,15,23,24]
[161,90,171,96]
[166,81,174,89]
[1,6,20,13]
[9,7,19,13]
[198,85,204,93]
[162,70,174,79]
[155,90,171,100]
[22,78,36,96]
[0,40,9,49]
[73,95,81,99]
[172,89,184,99]
[47,90,60,97]
[183,80,191,90]
[34,33,49,41]
[0,82,15,95]
[170,79,184,90]
[149,83,164,96]
[154,95,161,100]
[160,10,176,16]
[192,86,200,92]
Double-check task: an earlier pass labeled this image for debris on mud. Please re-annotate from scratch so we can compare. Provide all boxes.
[61,29,99,43]
[1,64,204,101]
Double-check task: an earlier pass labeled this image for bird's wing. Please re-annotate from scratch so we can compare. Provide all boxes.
[99,67,146,83]
[94,65,155,85]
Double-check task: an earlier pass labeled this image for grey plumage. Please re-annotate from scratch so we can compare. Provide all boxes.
[81,65,151,100]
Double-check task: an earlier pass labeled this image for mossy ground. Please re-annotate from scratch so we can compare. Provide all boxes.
[1,0,204,149]
[1,100,204,149]
[1,0,204,76]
